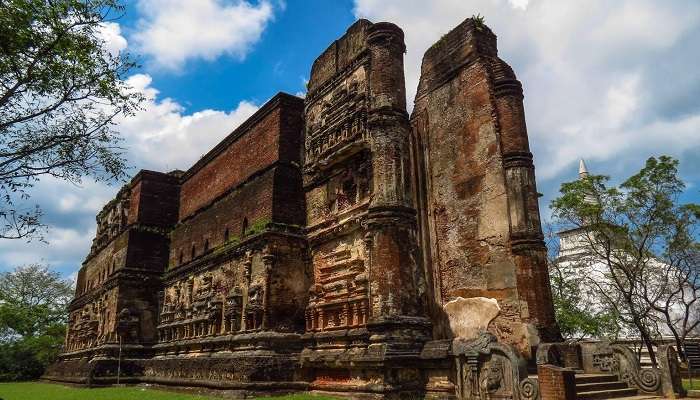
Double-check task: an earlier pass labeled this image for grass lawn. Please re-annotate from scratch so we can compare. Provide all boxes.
[684,378,700,391]
[0,382,339,400]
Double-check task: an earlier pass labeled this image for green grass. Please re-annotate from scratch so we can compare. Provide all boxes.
[0,382,338,400]
[684,378,700,391]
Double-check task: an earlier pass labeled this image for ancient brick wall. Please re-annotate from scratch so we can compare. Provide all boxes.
[78,232,128,296]
[130,170,180,227]
[304,19,424,337]
[51,17,564,399]
[169,94,305,270]
[169,168,276,269]
[411,18,559,354]
[178,94,303,221]
[156,94,308,357]
[66,170,180,353]
[65,287,120,352]
[158,233,308,345]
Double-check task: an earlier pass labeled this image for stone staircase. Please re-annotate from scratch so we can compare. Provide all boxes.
[575,373,638,399]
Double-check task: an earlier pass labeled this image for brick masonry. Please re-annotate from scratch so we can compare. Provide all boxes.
[45,17,561,400]
[537,365,576,400]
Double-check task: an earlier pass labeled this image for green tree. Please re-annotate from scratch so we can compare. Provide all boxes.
[0,264,73,380]
[545,225,621,340]
[0,0,142,240]
[550,156,699,366]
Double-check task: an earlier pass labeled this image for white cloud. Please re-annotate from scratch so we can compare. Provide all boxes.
[508,0,529,10]
[118,74,259,171]
[353,0,700,182]
[133,0,274,70]
[98,22,128,56]
[0,225,94,270]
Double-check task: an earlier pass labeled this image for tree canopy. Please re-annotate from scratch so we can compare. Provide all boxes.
[0,0,142,240]
[0,264,73,380]
[550,156,700,364]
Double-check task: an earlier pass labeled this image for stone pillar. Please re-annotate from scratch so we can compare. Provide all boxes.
[241,257,252,331]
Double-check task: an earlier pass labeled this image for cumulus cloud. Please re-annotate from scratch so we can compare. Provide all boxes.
[353,0,700,186]
[133,0,274,70]
[117,74,259,171]
[0,78,260,274]
[0,178,109,274]
[98,22,128,56]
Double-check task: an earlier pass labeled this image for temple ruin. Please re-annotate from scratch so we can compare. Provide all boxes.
[44,17,684,400]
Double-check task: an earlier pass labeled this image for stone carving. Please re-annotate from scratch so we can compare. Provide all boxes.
[480,358,505,395]
[658,344,686,399]
[454,333,539,400]
[591,351,616,371]
[518,378,539,400]
[610,344,661,393]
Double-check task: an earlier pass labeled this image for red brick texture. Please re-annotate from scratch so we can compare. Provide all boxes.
[168,94,305,269]
[410,17,560,349]
[537,364,576,400]
[178,95,304,221]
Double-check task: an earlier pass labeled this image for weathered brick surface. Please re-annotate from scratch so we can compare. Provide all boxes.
[178,95,303,220]
[169,167,276,268]
[538,364,576,400]
[411,18,560,354]
[50,17,561,400]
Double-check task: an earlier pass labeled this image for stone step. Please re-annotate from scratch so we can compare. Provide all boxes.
[577,388,638,400]
[576,381,630,392]
[575,374,620,384]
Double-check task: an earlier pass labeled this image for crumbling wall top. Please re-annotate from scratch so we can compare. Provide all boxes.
[307,19,372,95]
[415,18,498,102]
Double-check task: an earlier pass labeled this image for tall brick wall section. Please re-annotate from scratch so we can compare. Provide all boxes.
[537,364,576,400]
[169,167,276,268]
[132,171,180,227]
[411,18,560,352]
[178,94,304,221]
[272,164,305,226]
[169,93,305,269]
[125,230,170,272]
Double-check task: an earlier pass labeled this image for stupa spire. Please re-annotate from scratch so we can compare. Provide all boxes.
[578,159,589,179]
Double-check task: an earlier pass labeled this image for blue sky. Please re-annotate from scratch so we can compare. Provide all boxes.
[2,0,699,281]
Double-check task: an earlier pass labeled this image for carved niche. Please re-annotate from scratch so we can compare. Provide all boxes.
[306,235,369,332]
[92,187,130,251]
[224,286,243,332]
[305,66,369,174]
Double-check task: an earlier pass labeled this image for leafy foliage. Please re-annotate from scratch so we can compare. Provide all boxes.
[550,156,699,364]
[0,264,73,380]
[549,261,621,340]
[0,0,143,241]
[472,13,486,30]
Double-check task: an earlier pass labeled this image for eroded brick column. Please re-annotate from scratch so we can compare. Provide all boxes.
[364,23,427,324]
[491,58,559,340]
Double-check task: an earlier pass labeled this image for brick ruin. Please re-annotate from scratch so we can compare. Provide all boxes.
[44,18,564,399]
